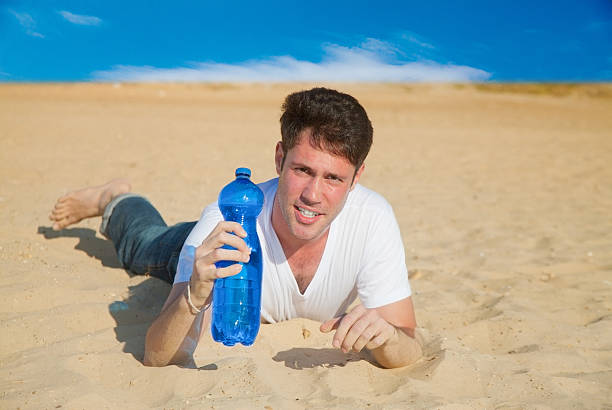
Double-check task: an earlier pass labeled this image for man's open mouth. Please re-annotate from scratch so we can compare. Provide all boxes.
[296,206,320,218]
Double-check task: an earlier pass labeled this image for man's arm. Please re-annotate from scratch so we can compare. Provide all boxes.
[320,297,422,369]
[368,297,422,368]
[143,282,210,367]
[143,221,250,367]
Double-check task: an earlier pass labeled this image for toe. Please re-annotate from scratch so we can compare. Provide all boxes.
[53,217,71,230]
[51,209,67,220]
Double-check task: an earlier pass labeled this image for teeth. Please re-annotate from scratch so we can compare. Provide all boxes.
[298,207,318,218]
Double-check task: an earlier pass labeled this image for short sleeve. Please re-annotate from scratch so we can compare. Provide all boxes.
[356,202,411,308]
[173,202,223,284]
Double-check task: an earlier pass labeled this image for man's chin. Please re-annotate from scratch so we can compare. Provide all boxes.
[289,223,328,242]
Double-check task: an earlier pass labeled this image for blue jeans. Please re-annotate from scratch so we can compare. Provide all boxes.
[101,195,196,284]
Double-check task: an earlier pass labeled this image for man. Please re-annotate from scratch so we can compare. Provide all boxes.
[50,87,422,369]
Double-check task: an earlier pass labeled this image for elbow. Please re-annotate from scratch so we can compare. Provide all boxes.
[144,351,194,368]
[143,332,173,367]
[371,329,423,369]
[374,353,420,369]
[143,350,170,367]
[143,339,193,368]
[143,334,197,368]
[143,358,163,367]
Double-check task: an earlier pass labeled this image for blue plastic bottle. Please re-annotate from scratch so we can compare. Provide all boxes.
[211,168,264,346]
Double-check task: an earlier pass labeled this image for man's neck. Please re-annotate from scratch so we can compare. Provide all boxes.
[271,193,329,294]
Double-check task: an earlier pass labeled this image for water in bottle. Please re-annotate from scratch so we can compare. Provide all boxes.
[211,167,264,346]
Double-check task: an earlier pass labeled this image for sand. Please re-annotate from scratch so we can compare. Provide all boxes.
[1,83,611,409]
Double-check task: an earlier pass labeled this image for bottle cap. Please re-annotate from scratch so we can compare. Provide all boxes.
[235,167,251,178]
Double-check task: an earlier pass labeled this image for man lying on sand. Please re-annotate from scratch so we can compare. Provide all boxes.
[49,87,422,369]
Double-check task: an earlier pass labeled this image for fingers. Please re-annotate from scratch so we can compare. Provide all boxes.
[215,221,248,239]
[191,221,251,287]
[209,246,250,265]
[330,305,366,351]
[320,315,343,333]
[352,322,380,352]
[215,231,250,255]
[214,263,243,279]
[364,326,395,351]
[325,305,395,353]
[201,221,250,255]
[338,316,371,353]
[193,251,243,281]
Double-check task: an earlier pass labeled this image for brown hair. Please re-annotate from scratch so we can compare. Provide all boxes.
[280,87,373,168]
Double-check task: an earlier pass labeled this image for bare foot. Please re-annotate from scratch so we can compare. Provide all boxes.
[49,179,132,230]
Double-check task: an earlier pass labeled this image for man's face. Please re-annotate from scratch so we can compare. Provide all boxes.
[272,131,364,245]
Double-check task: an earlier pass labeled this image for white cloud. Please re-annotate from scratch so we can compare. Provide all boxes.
[10,10,44,38]
[92,39,490,83]
[59,10,102,26]
[401,33,435,50]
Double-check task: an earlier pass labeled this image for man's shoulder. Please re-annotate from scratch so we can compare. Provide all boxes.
[346,184,393,213]
[257,178,278,195]
[257,178,278,210]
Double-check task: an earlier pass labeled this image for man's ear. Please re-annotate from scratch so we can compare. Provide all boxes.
[274,142,284,175]
[350,163,365,190]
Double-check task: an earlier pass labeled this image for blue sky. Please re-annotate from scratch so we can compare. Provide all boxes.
[1,0,611,82]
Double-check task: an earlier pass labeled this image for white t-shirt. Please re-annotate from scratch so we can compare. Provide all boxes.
[175,178,411,323]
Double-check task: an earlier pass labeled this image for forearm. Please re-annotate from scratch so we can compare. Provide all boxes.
[370,327,422,369]
[144,220,249,367]
[144,285,209,367]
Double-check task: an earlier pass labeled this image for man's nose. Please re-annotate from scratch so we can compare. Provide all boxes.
[301,177,322,204]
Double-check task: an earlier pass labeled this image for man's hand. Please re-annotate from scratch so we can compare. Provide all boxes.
[320,299,422,368]
[189,221,251,306]
[320,304,397,353]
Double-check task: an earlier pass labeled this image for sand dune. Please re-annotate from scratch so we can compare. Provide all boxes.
[1,83,611,409]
